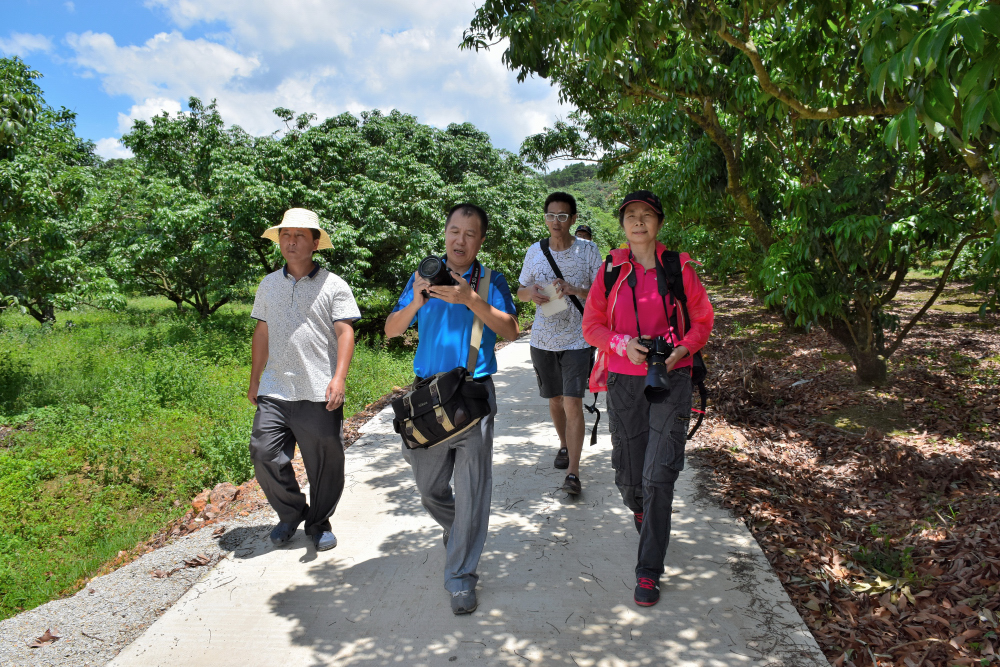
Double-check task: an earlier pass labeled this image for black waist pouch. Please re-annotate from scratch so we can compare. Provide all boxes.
[391,368,491,449]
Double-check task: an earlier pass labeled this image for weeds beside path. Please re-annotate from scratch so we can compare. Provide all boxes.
[0,298,414,620]
[695,281,1000,667]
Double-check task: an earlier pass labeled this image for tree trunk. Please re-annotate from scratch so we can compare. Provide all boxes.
[28,303,57,324]
[825,317,888,386]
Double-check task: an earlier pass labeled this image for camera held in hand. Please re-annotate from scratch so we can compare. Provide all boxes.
[642,336,674,403]
[417,255,458,297]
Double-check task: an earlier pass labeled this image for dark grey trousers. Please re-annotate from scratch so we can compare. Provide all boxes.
[249,396,345,537]
[606,370,692,580]
[402,377,496,594]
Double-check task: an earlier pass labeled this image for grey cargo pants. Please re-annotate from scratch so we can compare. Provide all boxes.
[606,369,692,580]
[403,377,497,594]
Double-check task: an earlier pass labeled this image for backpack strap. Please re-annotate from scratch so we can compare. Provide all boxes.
[659,250,708,440]
[603,254,620,299]
[539,238,585,315]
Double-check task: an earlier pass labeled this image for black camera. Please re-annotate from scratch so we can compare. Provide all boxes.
[417,255,458,296]
[642,336,674,403]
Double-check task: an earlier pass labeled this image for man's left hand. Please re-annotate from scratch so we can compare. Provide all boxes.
[664,345,689,372]
[325,377,346,411]
[427,268,475,305]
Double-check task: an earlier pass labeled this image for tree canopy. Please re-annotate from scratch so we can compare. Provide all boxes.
[0,57,120,323]
[464,0,1000,383]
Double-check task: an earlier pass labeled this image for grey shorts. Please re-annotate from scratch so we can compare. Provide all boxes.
[529,346,592,399]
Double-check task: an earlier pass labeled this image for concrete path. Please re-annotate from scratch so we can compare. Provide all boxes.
[109,338,827,667]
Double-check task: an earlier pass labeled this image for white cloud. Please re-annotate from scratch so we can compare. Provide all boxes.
[94,137,133,159]
[65,2,76,12]
[67,30,260,100]
[70,2,570,153]
[117,97,184,134]
[0,32,55,57]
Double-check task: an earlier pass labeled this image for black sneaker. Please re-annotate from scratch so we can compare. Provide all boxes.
[561,474,581,495]
[554,448,569,469]
[633,512,643,533]
[634,577,660,607]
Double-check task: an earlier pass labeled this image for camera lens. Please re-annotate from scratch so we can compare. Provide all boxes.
[418,256,444,280]
[643,337,672,403]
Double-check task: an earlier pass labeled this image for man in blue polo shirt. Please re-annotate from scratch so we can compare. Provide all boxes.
[385,203,518,615]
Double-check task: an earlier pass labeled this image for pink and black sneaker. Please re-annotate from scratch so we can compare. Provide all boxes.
[634,576,660,606]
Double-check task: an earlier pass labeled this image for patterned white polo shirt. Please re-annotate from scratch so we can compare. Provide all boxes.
[518,237,603,351]
[251,264,361,402]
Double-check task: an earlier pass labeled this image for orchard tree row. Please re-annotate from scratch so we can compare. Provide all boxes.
[465,0,1000,384]
[0,56,547,326]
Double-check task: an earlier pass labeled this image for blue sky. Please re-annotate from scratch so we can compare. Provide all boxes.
[2,0,569,159]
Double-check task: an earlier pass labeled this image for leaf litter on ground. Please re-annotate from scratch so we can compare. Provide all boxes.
[694,280,1000,667]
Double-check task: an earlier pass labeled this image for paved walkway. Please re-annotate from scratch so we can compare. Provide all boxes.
[109,338,826,667]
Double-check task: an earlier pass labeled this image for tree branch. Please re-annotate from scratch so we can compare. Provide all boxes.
[945,129,1000,228]
[886,232,989,356]
[716,25,906,120]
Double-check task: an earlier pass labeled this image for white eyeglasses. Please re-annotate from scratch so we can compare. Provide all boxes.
[544,213,571,222]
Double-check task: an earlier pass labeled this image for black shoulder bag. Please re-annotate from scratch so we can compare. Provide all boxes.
[538,238,601,445]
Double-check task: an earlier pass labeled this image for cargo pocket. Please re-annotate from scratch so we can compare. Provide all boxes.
[665,428,686,472]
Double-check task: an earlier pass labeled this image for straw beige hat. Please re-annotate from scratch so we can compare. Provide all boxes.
[261,208,333,250]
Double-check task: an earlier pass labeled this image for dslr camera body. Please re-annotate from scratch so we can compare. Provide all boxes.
[417,255,458,297]
[642,335,674,403]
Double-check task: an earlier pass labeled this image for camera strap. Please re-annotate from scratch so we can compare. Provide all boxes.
[467,260,483,293]
[626,252,676,343]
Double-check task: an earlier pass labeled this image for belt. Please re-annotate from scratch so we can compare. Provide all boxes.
[414,374,492,383]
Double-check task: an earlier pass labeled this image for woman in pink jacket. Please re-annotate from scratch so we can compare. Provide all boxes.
[583,190,714,607]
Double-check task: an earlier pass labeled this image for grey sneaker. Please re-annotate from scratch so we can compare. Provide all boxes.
[451,589,478,615]
[270,520,301,546]
[312,531,338,551]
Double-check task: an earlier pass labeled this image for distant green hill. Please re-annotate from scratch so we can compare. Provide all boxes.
[536,163,624,252]
[541,162,600,188]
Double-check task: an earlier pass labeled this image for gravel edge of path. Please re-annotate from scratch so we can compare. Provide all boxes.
[0,505,278,667]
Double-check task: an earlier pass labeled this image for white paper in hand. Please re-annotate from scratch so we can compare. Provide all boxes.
[537,283,568,317]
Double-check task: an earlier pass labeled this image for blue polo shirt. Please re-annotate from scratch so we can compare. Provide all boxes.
[393,262,516,379]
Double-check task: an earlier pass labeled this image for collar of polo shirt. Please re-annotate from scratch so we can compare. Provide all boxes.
[283,263,321,280]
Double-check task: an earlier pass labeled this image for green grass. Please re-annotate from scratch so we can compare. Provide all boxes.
[0,297,413,619]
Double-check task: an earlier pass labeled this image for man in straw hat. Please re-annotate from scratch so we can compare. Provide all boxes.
[248,207,361,552]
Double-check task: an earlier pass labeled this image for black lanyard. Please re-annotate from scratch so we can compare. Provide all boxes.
[626,252,675,343]
[468,260,482,293]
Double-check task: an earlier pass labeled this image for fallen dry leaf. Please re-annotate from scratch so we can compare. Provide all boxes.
[28,629,59,648]
[183,554,211,568]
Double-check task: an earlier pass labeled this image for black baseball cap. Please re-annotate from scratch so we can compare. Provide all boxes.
[618,190,663,215]
[575,224,592,235]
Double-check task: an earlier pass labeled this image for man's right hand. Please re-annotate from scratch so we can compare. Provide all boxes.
[247,380,260,406]
[528,284,550,305]
[413,272,432,307]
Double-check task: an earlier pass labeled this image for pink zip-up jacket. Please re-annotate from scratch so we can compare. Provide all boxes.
[583,243,714,393]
